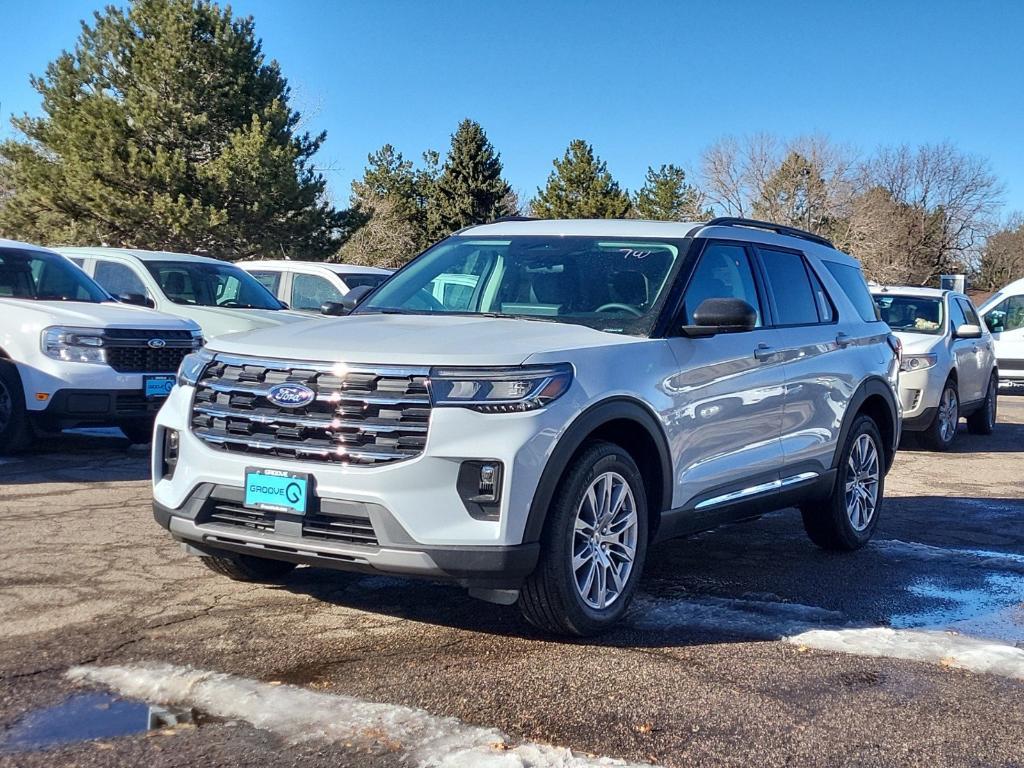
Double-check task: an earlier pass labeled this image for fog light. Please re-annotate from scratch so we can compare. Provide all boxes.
[478,463,499,501]
[457,460,504,521]
[162,428,179,478]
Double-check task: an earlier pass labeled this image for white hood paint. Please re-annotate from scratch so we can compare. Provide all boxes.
[163,305,312,340]
[890,330,942,355]
[206,313,640,366]
[0,299,198,333]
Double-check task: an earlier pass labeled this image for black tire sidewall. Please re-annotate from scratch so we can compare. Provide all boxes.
[543,443,648,634]
[0,361,30,454]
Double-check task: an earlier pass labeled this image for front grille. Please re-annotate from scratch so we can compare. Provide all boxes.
[302,514,378,545]
[205,502,276,532]
[104,328,198,373]
[107,346,192,373]
[190,355,431,466]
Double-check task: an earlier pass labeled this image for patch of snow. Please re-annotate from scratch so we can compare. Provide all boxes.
[787,627,1024,680]
[630,594,845,637]
[68,663,658,768]
[873,539,1024,572]
[890,573,1024,645]
[64,427,125,439]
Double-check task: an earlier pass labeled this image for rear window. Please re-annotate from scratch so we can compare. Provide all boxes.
[342,273,388,291]
[823,261,880,322]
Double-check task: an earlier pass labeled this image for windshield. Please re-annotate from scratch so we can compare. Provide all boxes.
[144,260,282,309]
[0,247,110,303]
[873,294,945,335]
[355,236,685,335]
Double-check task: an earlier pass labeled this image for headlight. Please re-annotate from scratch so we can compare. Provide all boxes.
[900,354,938,372]
[41,326,107,364]
[429,364,573,413]
[177,348,215,386]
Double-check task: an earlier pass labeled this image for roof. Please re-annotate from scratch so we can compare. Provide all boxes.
[57,246,226,265]
[240,259,392,275]
[0,238,61,255]
[870,285,950,298]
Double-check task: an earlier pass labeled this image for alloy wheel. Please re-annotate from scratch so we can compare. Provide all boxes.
[572,471,639,610]
[938,386,958,443]
[845,433,880,532]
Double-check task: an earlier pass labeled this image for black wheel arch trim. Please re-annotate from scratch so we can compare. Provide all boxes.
[834,376,899,472]
[522,397,673,544]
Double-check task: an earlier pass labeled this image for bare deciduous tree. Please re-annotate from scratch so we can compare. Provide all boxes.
[336,192,420,269]
[977,214,1024,292]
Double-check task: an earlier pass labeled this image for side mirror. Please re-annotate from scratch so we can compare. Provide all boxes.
[954,323,982,340]
[278,300,290,310]
[321,285,374,316]
[680,298,757,337]
[117,293,155,308]
[984,313,1004,333]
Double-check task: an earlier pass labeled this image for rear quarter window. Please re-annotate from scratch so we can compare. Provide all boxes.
[823,261,880,322]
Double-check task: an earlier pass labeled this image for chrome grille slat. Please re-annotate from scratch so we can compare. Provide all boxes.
[190,356,431,466]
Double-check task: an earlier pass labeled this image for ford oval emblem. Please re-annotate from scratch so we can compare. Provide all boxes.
[147,338,166,349]
[267,383,316,409]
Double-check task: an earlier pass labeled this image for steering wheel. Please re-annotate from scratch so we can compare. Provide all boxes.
[595,302,643,317]
[406,289,446,312]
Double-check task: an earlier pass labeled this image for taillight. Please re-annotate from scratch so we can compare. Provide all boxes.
[886,334,903,365]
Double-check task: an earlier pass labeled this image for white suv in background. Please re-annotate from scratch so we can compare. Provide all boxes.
[241,260,392,314]
[0,239,202,451]
[59,248,312,339]
[872,286,998,450]
[154,217,900,635]
[978,277,1024,385]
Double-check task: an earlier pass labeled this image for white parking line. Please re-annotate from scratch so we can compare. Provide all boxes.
[68,663,660,768]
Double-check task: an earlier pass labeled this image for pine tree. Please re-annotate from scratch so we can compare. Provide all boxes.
[427,120,511,240]
[0,0,342,259]
[633,164,711,221]
[532,140,631,219]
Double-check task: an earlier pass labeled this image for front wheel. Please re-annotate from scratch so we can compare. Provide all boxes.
[801,415,885,551]
[966,374,998,435]
[202,553,297,582]
[919,380,959,451]
[0,361,33,455]
[518,441,648,636]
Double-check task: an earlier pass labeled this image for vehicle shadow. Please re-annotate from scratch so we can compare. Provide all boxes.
[270,494,1024,649]
[0,429,151,485]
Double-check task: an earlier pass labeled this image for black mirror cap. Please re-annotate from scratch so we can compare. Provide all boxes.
[682,298,758,337]
[117,292,154,308]
[341,284,374,311]
[320,301,348,316]
[954,323,983,339]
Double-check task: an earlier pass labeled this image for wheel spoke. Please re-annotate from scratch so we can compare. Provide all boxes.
[571,470,639,611]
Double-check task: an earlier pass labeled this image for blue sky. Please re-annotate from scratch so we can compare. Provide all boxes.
[2,0,1023,213]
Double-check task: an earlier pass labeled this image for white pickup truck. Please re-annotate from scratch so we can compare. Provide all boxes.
[0,239,202,451]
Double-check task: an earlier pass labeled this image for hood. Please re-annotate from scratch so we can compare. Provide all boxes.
[890,330,943,354]
[0,298,199,331]
[165,305,315,339]
[206,313,637,366]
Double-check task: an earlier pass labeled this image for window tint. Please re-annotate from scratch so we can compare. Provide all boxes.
[94,261,148,298]
[145,261,281,309]
[983,296,1024,333]
[874,295,944,334]
[291,273,343,311]
[682,243,762,326]
[341,273,388,291]
[948,297,969,331]
[823,261,880,322]
[808,267,836,322]
[758,248,819,325]
[248,270,281,294]
[0,248,108,302]
[957,298,981,326]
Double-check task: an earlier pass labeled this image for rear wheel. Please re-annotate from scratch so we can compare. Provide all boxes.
[966,374,998,435]
[519,441,648,636]
[0,361,33,455]
[919,380,959,451]
[801,415,885,551]
[202,553,297,582]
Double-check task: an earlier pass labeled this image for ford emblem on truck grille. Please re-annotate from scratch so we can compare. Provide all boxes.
[147,338,166,349]
[266,383,316,408]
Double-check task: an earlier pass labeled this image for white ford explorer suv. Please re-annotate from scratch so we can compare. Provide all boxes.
[58,247,313,339]
[871,286,998,450]
[0,239,202,451]
[154,218,901,635]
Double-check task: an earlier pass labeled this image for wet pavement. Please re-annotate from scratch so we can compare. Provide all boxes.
[1,396,1023,766]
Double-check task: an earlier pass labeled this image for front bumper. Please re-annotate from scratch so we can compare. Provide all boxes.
[897,364,946,431]
[35,388,167,427]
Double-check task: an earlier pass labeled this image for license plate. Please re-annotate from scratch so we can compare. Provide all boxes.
[244,468,310,514]
[144,375,175,399]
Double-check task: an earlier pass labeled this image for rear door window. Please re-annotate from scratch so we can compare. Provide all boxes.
[757,248,820,326]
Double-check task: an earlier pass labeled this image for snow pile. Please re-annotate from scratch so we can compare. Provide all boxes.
[67,663,658,768]
[631,594,844,638]
[873,539,1024,572]
[786,627,1024,680]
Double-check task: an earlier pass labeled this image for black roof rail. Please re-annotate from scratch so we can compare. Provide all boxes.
[703,217,834,248]
[490,215,539,223]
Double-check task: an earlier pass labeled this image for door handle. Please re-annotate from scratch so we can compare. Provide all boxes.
[754,343,775,361]
[835,332,852,349]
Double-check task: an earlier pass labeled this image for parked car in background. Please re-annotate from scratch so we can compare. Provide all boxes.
[58,248,313,339]
[240,260,392,314]
[872,286,998,450]
[977,277,1024,386]
[153,217,900,636]
[0,239,202,450]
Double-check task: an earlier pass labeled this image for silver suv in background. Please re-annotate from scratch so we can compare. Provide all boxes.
[155,217,900,635]
[872,286,998,450]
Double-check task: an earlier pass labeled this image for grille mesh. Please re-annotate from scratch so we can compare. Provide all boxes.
[190,356,431,465]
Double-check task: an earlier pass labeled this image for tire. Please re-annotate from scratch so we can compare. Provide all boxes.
[119,419,155,444]
[801,414,885,552]
[966,374,998,435]
[0,361,33,456]
[518,441,648,636]
[202,553,298,582]
[919,379,959,451]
